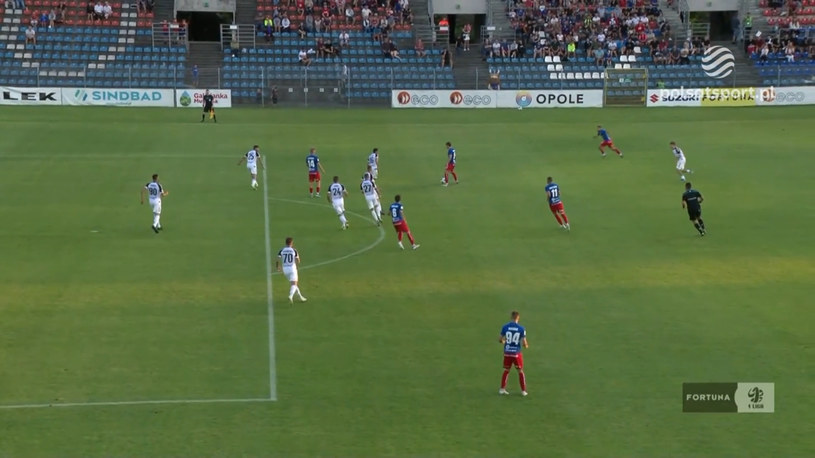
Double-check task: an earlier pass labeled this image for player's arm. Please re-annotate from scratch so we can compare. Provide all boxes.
[522,337,529,349]
[499,334,506,344]
[342,189,349,197]
[275,256,281,271]
[295,254,301,265]
[161,188,169,197]
[681,196,686,209]
[140,187,146,204]
[546,190,552,200]
[237,155,246,166]
[698,194,704,204]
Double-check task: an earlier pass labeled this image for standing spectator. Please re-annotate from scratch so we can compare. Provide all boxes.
[414,37,426,57]
[462,23,471,51]
[14,0,25,10]
[192,64,199,87]
[264,15,273,41]
[304,13,314,33]
[743,13,753,41]
[338,30,350,48]
[39,10,49,27]
[731,14,740,44]
[25,25,36,45]
[270,86,279,105]
[47,9,57,28]
[440,47,452,67]
[298,48,312,66]
[304,0,313,15]
[361,5,371,24]
[345,5,355,25]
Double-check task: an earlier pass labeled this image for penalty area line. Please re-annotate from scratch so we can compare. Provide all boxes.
[0,398,274,410]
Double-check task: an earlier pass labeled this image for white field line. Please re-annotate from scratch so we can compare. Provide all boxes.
[0,398,273,410]
[262,159,277,401]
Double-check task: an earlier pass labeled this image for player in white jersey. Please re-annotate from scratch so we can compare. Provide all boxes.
[367,148,379,179]
[275,237,307,303]
[670,141,693,181]
[327,175,349,229]
[140,173,168,233]
[360,172,383,226]
[237,145,263,189]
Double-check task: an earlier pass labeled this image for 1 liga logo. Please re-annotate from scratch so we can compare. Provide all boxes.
[702,46,735,79]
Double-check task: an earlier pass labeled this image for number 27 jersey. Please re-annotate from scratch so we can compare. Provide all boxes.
[501,321,526,355]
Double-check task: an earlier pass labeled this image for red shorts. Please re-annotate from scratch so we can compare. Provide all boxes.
[393,220,410,233]
[446,163,456,172]
[308,171,321,182]
[600,140,614,148]
[503,354,524,370]
[549,202,564,213]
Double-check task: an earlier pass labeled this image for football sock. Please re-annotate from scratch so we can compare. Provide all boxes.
[370,208,379,222]
[554,214,563,225]
[694,223,703,234]
[561,213,569,224]
[443,172,448,183]
[397,232,403,241]
[339,214,347,226]
[309,186,313,194]
[519,371,527,391]
[501,370,510,389]
[251,179,257,187]
[294,286,304,299]
[451,172,458,182]
[614,148,622,155]
[698,219,705,230]
[289,285,297,299]
[407,233,415,245]
[201,114,205,121]
[153,214,160,227]
[316,186,321,193]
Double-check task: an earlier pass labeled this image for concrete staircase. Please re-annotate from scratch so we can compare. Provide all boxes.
[486,0,515,41]
[409,0,435,44]
[661,0,689,40]
[235,0,258,26]
[152,0,175,21]
[452,49,489,89]
[187,42,224,88]
[722,40,762,86]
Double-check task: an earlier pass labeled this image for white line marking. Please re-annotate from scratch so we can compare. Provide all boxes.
[267,197,385,272]
[262,159,277,402]
[0,154,234,160]
[0,398,273,410]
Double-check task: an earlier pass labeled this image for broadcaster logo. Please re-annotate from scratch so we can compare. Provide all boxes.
[515,91,532,108]
[702,46,735,79]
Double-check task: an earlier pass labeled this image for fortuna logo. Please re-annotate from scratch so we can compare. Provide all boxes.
[685,394,732,401]
[396,91,411,105]
[702,46,735,79]
[449,91,464,104]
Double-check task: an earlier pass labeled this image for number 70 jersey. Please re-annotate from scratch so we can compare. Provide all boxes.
[501,321,526,355]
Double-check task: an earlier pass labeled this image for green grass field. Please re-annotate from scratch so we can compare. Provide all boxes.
[0,106,813,457]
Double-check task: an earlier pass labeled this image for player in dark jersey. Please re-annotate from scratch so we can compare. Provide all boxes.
[201,89,217,123]
[441,142,458,186]
[389,195,419,250]
[499,311,529,396]
[595,125,622,158]
[544,176,570,231]
[681,182,706,236]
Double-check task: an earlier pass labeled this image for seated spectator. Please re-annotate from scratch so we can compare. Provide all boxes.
[296,0,304,16]
[323,15,333,33]
[491,39,501,58]
[508,39,519,58]
[314,16,323,33]
[679,42,690,65]
[39,11,49,27]
[263,15,273,41]
[785,41,796,62]
[607,40,618,58]
[298,48,312,67]
[281,15,291,33]
[383,38,400,60]
[338,30,350,48]
[57,2,67,23]
[669,46,680,65]
[315,37,325,58]
[25,25,36,45]
[345,6,355,25]
[323,40,339,57]
[273,15,282,34]
[93,1,104,21]
[137,0,147,14]
[593,47,605,66]
[361,5,371,23]
[102,1,112,19]
[297,22,307,38]
[414,37,425,57]
[533,39,544,59]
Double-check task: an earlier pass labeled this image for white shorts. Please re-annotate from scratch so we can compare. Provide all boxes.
[282,267,298,282]
[332,199,345,215]
[463,33,470,41]
[676,157,686,171]
[248,164,258,175]
[150,199,162,214]
[370,167,378,179]
[365,196,380,210]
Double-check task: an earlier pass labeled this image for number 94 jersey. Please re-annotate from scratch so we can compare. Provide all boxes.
[501,322,526,355]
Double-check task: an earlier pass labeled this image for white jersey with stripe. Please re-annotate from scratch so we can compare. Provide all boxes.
[245,149,259,165]
[360,178,377,198]
[368,152,378,168]
[329,183,346,202]
[144,182,163,200]
[278,246,298,268]
[672,146,685,160]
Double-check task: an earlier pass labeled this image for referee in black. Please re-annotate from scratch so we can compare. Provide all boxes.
[682,182,706,236]
[201,89,217,123]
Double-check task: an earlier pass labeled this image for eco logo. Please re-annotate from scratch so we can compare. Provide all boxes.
[702,46,735,79]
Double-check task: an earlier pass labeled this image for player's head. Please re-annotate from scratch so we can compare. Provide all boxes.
[205,89,210,95]
[372,148,378,154]
[597,124,603,129]
[511,311,520,322]
[310,147,316,154]
[363,172,371,181]
[685,182,692,190]
[152,173,159,181]
[394,194,401,203]
[546,176,553,184]
[670,141,676,147]
[333,176,339,183]
[285,237,293,246]
[253,144,259,151]
[445,142,452,148]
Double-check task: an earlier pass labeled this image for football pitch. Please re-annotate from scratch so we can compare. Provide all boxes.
[0,106,813,456]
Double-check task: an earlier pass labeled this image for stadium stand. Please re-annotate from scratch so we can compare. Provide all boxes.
[751,0,815,86]
[0,2,186,87]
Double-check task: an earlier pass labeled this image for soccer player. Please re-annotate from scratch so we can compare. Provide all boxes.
[276,237,307,303]
[545,176,570,231]
[389,195,419,250]
[499,310,529,396]
[306,147,326,197]
[670,141,693,181]
[360,172,383,226]
[682,182,706,236]
[441,141,458,186]
[595,125,622,158]
[368,148,380,179]
[327,176,349,230]
[140,173,168,233]
[201,89,216,123]
[237,145,263,189]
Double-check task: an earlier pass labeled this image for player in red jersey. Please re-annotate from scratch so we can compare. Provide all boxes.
[441,142,458,186]
[388,195,419,250]
[499,311,529,396]
[595,125,623,158]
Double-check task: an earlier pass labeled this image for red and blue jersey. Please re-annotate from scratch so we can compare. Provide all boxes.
[501,321,526,356]
[447,147,456,165]
[545,182,561,205]
[306,154,320,172]
[597,128,611,142]
[389,202,404,223]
